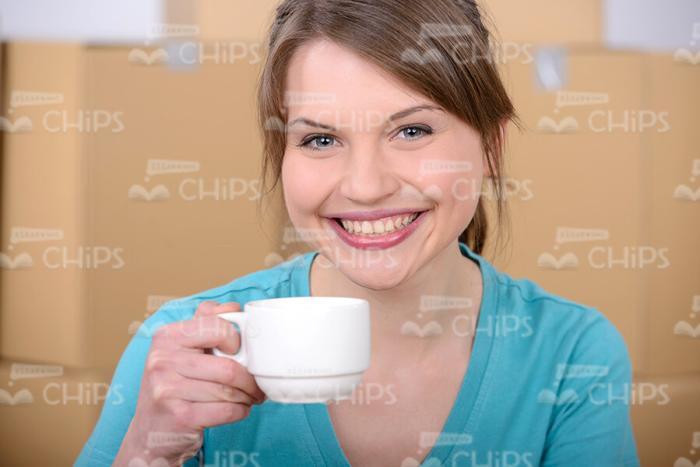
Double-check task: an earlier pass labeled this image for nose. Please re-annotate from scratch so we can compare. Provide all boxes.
[338,142,400,205]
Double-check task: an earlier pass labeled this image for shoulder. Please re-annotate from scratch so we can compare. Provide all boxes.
[135,252,314,336]
[485,264,631,369]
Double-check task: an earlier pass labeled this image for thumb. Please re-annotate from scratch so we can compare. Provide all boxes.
[194,301,241,318]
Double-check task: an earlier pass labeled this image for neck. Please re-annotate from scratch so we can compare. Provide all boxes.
[309,240,483,348]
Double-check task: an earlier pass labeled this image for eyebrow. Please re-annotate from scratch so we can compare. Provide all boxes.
[286,104,444,131]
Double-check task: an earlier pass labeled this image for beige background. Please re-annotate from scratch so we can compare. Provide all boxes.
[0,1,698,465]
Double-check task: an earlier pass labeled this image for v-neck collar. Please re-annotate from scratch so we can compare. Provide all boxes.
[292,241,502,466]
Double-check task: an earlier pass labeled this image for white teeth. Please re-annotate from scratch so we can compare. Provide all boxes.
[373,220,385,234]
[338,212,423,236]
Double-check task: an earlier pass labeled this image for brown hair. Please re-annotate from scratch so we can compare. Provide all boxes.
[257,0,519,256]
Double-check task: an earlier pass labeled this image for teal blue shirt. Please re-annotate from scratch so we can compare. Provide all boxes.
[76,243,640,466]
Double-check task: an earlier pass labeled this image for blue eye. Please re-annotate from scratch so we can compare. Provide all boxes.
[298,134,337,151]
[397,125,433,140]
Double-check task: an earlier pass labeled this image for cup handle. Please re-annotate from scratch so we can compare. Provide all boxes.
[212,312,248,367]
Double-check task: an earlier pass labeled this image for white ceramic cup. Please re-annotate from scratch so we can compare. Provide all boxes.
[213,296,371,403]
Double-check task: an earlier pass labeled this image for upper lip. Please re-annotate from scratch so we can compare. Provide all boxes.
[323,208,429,221]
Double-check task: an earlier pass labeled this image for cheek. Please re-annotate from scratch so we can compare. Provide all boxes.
[414,140,484,211]
[429,170,482,241]
[281,153,328,221]
[440,172,483,209]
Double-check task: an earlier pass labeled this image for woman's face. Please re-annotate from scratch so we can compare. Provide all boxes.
[281,38,486,290]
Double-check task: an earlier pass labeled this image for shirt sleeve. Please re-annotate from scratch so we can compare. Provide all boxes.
[540,311,640,467]
[74,306,201,467]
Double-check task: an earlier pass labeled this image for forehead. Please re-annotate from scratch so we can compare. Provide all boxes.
[284,38,430,116]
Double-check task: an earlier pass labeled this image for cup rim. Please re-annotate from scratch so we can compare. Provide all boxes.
[245,296,368,311]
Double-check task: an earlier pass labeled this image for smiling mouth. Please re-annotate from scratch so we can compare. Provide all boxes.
[332,211,425,236]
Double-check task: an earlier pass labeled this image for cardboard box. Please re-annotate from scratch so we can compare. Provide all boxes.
[0,359,110,465]
[482,0,603,46]
[0,43,278,370]
[643,54,700,375]
[496,49,649,369]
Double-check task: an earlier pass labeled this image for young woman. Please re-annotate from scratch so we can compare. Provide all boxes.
[77,0,640,465]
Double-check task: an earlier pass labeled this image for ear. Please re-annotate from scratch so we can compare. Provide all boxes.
[482,120,508,178]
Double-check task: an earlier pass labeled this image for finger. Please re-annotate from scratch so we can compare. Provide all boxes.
[175,352,266,403]
[194,301,241,319]
[154,376,255,404]
[159,315,241,354]
[186,401,252,429]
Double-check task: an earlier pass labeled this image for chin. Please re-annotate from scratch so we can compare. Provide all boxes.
[318,242,416,290]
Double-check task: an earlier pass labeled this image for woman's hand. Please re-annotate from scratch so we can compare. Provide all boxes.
[115,301,265,466]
